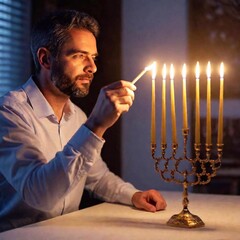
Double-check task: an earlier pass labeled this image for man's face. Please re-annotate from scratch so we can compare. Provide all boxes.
[51,29,98,98]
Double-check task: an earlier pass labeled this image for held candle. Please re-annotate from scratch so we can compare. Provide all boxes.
[195,62,200,144]
[170,64,177,144]
[151,62,157,145]
[161,64,167,145]
[217,62,224,145]
[206,61,212,145]
[132,64,152,85]
[182,64,188,129]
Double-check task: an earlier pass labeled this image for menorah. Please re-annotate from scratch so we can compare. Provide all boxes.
[133,61,224,228]
[151,132,223,228]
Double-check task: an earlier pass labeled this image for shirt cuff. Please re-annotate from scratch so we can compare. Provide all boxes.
[118,184,139,206]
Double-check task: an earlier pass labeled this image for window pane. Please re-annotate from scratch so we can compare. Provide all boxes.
[0,0,31,96]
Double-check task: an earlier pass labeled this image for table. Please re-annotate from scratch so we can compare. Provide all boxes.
[0,191,239,240]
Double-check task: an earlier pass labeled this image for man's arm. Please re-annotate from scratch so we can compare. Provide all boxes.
[85,80,167,212]
[0,103,103,212]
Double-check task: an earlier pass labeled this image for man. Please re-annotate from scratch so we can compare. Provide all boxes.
[0,10,166,232]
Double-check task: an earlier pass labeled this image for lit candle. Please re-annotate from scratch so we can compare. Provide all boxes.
[161,64,167,145]
[195,62,200,144]
[217,62,224,145]
[170,64,177,144]
[182,63,188,129]
[206,61,212,145]
[151,62,157,145]
[132,64,152,85]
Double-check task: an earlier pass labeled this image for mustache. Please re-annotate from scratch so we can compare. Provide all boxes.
[61,73,93,96]
[76,73,94,81]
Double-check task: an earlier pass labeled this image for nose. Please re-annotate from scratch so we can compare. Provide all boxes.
[84,57,97,74]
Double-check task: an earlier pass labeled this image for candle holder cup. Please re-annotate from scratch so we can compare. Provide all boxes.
[151,128,223,228]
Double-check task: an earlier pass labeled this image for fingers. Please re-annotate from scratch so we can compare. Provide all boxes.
[104,80,137,92]
[132,190,167,213]
[85,80,137,137]
[149,190,167,211]
[107,87,135,99]
[140,200,158,212]
[106,91,134,112]
[103,80,136,113]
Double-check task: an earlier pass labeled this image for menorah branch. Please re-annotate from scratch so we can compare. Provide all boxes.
[151,127,223,228]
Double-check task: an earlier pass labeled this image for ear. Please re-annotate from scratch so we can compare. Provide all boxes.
[37,47,51,70]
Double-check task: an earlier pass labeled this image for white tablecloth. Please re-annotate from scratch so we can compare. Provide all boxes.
[0,191,239,240]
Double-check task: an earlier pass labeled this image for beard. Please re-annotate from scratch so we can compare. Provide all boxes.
[51,61,93,98]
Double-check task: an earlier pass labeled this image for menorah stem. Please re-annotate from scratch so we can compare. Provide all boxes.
[182,181,189,210]
[167,176,205,228]
[182,128,189,159]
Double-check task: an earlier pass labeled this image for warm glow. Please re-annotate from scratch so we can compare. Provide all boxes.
[145,63,153,71]
[207,61,211,79]
[162,64,167,80]
[195,62,200,79]
[170,64,175,80]
[220,62,224,79]
[151,61,157,80]
[132,63,153,84]
[182,63,187,79]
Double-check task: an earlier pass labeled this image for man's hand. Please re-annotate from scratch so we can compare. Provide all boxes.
[85,80,136,137]
[132,190,167,212]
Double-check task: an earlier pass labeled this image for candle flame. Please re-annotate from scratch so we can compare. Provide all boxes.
[220,62,224,79]
[162,64,167,80]
[182,63,187,79]
[195,61,200,79]
[151,61,157,80]
[207,61,211,79]
[145,63,153,71]
[170,64,174,80]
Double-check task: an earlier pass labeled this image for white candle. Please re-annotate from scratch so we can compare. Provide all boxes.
[132,64,152,85]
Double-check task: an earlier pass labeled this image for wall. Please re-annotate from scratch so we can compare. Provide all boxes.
[121,0,189,191]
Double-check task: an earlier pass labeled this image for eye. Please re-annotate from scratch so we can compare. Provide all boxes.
[72,53,86,59]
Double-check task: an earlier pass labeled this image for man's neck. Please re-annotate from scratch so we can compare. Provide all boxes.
[34,74,69,122]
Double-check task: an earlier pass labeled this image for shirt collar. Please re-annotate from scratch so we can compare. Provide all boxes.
[22,77,76,119]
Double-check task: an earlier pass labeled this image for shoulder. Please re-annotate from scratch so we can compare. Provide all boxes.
[0,87,29,112]
[0,87,33,128]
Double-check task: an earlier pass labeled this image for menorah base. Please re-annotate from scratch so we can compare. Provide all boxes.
[167,208,205,228]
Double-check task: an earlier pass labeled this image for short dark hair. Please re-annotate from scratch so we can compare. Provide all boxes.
[31,9,100,73]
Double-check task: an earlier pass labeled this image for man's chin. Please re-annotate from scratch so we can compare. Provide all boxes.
[71,89,89,98]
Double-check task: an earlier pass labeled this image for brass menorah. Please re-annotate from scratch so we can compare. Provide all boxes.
[151,130,223,228]
[148,62,224,228]
[132,61,224,228]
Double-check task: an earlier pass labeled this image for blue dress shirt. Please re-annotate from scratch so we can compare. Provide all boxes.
[0,78,137,231]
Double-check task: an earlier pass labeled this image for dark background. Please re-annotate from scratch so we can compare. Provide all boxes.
[32,0,123,176]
